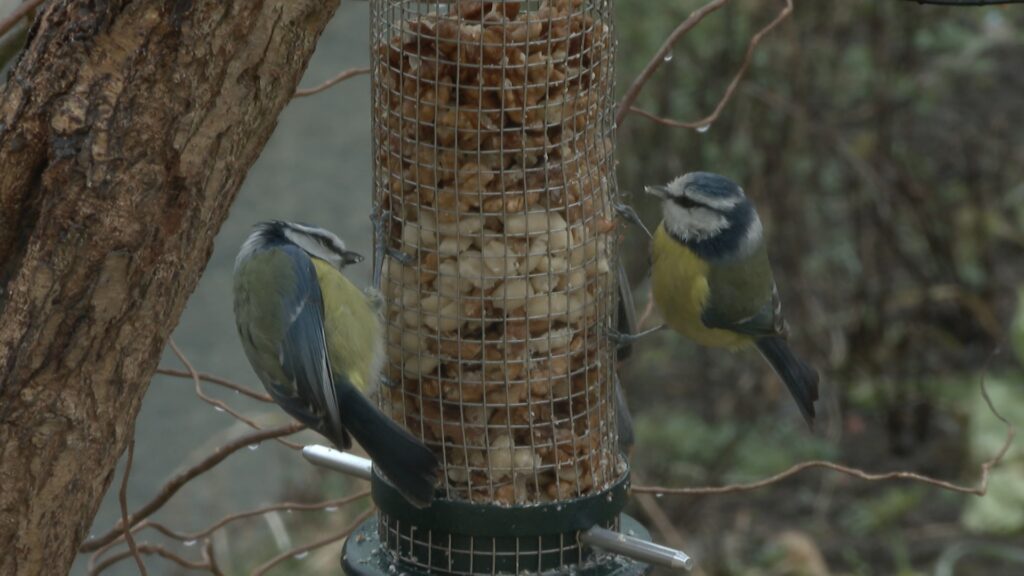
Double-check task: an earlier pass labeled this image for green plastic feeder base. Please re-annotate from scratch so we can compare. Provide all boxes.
[342,513,653,576]
[341,471,653,576]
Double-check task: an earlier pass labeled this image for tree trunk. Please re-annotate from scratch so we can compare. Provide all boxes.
[0,1,339,573]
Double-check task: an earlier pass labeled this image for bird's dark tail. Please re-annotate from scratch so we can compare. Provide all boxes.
[335,380,439,507]
[614,373,635,455]
[754,336,820,429]
[615,263,638,362]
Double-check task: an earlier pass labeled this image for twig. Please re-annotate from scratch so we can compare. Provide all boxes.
[202,539,224,576]
[635,372,1014,496]
[81,422,305,552]
[633,492,686,550]
[615,0,730,127]
[293,66,370,98]
[89,543,212,576]
[118,436,148,576]
[89,492,372,573]
[136,490,371,543]
[251,507,375,576]
[632,489,710,576]
[0,0,46,39]
[168,339,304,450]
[156,367,273,402]
[631,472,709,575]
[627,0,794,130]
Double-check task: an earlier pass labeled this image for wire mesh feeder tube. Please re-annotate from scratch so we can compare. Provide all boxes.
[362,0,643,573]
[373,0,621,507]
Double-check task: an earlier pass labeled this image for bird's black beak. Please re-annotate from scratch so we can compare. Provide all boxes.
[644,185,670,199]
[342,250,365,266]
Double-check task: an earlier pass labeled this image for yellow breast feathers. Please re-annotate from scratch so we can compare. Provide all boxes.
[311,259,382,391]
[651,224,750,349]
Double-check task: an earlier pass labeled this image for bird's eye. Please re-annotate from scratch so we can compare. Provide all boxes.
[673,196,704,209]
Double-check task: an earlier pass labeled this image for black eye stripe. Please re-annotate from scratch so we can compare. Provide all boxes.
[673,196,704,209]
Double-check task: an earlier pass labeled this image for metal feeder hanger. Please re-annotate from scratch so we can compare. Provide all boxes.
[305,1,694,573]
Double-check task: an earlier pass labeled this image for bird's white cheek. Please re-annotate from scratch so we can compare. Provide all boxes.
[663,203,728,241]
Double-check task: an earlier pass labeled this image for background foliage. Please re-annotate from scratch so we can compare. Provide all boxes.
[616,2,1024,574]
[3,0,1012,574]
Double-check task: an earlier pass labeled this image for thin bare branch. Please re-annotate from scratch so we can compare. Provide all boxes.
[615,0,729,127]
[89,543,212,576]
[137,490,371,543]
[251,507,375,576]
[90,491,373,573]
[168,339,304,450]
[202,539,223,576]
[156,367,273,402]
[632,488,710,576]
[635,373,1014,496]
[0,0,46,39]
[627,0,794,130]
[294,66,370,98]
[118,436,148,576]
[81,422,305,552]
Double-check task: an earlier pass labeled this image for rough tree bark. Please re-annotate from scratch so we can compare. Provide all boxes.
[0,1,340,573]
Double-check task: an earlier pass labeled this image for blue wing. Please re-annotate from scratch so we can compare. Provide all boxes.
[701,281,787,339]
[278,249,348,448]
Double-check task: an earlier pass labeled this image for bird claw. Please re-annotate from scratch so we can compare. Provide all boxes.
[387,247,415,266]
[371,208,418,290]
[614,202,653,240]
[606,324,665,348]
[370,208,416,283]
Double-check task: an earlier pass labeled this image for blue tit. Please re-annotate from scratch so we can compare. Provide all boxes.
[646,172,820,427]
[233,220,439,506]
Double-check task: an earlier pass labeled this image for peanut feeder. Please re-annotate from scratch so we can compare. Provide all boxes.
[336,2,684,575]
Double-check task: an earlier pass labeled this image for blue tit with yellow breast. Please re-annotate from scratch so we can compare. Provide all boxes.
[646,172,820,427]
[233,220,439,506]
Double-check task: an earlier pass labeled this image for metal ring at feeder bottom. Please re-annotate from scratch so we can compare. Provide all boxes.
[342,514,653,576]
[341,472,650,576]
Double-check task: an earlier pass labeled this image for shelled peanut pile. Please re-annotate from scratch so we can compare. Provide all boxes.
[374,0,621,504]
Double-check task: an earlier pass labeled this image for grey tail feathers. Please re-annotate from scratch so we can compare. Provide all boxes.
[335,380,439,507]
[754,336,820,429]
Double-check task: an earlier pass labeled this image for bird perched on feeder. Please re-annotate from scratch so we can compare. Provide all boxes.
[633,172,820,427]
[233,220,439,506]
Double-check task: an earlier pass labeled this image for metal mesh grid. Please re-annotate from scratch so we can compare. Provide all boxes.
[376,512,621,575]
[371,0,621,508]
